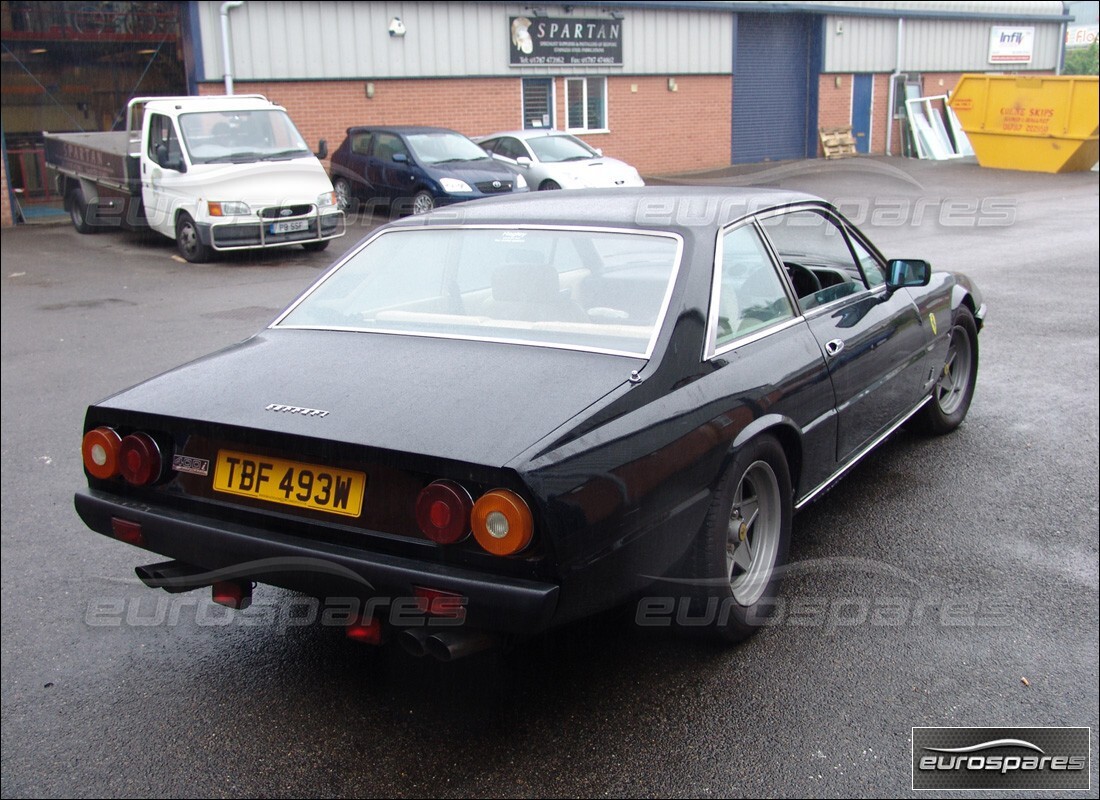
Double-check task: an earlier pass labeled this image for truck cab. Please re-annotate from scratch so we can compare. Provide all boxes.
[50,95,345,262]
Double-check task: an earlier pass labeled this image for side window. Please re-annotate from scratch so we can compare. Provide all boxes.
[372,133,408,161]
[713,224,795,349]
[351,132,372,155]
[146,113,183,168]
[760,209,868,311]
[495,137,529,161]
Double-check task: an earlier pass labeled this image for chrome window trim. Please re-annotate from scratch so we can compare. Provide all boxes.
[710,316,807,359]
[271,224,685,362]
[797,283,889,321]
[704,218,799,361]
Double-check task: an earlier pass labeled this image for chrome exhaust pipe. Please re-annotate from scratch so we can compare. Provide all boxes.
[135,560,210,593]
[399,627,432,658]
[424,630,498,662]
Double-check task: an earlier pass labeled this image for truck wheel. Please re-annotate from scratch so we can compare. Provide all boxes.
[67,187,96,234]
[175,213,213,263]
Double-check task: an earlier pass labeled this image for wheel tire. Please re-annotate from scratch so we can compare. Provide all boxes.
[301,240,330,253]
[912,306,978,435]
[683,435,792,642]
[539,180,562,191]
[333,178,352,211]
[175,213,213,263]
[68,187,96,234]
[411,190,435,215]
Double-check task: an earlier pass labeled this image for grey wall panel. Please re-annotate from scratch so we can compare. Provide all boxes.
[196,1,732,81]
[825,15,1063,72]
[823,16,898,72]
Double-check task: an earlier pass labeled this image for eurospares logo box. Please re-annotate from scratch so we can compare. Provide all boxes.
[912,727,1090,790]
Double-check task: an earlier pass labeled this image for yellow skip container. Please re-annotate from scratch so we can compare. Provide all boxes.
[948,74,1099,173]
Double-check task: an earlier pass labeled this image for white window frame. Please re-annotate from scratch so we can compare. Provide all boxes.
[564,77,609,134]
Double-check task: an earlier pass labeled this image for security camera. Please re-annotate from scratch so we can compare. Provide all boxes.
[388,17,406,37]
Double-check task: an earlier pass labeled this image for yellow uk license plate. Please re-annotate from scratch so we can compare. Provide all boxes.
[212,450,365,517]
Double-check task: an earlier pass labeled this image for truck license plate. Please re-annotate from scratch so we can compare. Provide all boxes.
[271,219,309,234]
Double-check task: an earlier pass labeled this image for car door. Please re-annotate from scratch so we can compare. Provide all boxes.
[339,130,374,200]
[705,220,839,497]
[759,207,933,463]
[141,112,188,238]
[367,132,417,206]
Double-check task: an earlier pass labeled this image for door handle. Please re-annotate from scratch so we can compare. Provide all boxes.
[824,338,845,357]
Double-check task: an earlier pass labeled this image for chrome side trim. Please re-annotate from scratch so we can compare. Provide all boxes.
[794,394,931,511]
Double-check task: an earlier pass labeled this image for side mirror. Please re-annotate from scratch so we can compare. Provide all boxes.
[315,138,328,160]
[886,259,931,291]
[392,152,408,163]
[155,142,186,173]
[595,148,603,157]
[516,156,532,166]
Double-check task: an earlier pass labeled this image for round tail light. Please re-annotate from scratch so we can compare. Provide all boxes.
[82,427,122,479]
[415,480,473,544]
[118,433,162,486]
[471,489,533,556]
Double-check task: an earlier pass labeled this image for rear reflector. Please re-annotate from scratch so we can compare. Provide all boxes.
[346,615,384,645]
[413,586,467,620]
[212,581,252,610]
[110,517,144,546]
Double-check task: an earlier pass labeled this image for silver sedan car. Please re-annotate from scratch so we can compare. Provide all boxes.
[475,129,645,191]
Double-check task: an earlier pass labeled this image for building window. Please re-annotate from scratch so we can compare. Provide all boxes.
[522,78,554,129]
[565,77,607,132]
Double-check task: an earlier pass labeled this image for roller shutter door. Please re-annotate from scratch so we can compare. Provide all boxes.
[732,14,817,163]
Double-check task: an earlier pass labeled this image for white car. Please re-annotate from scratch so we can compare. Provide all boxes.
[476,130,644,191]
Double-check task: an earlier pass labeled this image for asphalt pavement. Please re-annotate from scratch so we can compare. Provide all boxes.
[1,157,1098,798]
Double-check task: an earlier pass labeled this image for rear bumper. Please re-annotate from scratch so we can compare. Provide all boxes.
[74,488,559,634]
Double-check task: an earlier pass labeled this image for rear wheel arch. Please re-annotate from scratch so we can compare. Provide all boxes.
[729,417,802,500]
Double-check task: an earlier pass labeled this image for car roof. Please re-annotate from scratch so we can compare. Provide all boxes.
[387,186,827,233]
[478,130,574,141]
[344,125,467,137]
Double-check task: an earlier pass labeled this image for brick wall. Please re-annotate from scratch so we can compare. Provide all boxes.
[201,74,732,177]
[817,73,853,156]
[920,72,964,97]
[560,75,731,175]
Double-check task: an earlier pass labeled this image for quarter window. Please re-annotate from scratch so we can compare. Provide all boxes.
[565,77,607,132]
[713,224,795,348]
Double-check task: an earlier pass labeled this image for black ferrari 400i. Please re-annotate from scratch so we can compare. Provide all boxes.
[76,187,984,660]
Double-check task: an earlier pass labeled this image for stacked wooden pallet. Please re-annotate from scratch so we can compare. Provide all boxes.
[819,126,857,159]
